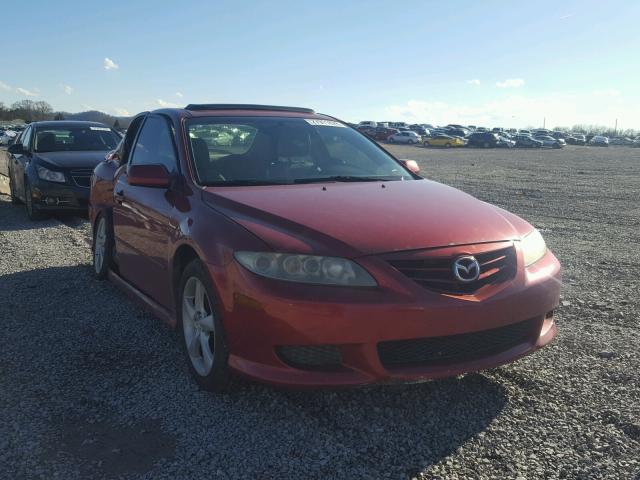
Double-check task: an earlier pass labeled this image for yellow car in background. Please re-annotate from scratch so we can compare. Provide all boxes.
[422,134,466,148]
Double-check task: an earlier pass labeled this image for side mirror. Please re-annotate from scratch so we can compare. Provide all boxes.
[400,159,420,175]
[7,143,24,155]
[105,150,120,162]
[128,164,170,188]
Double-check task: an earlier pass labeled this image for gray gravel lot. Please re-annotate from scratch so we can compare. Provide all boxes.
[0,145,639,479]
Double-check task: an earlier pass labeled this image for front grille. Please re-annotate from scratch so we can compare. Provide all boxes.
[70,169,93,188]
[378,318,539,368]
[276,345,343,371]
[389,245,516,295]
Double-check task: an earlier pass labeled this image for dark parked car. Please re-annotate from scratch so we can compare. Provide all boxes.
[356,125,376,137]
[88,104,560,391]
[373,127,399,141]
[515,135,543,148]
[7,121,121,219]
[445,128,469,138]
[409,125,429,135]
[466,132,501,148]
[566,134,586,145]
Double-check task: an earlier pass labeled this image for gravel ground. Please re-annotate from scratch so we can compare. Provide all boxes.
[0,145,639,479]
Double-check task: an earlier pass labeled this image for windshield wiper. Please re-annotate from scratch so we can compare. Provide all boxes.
[293,175,403,184]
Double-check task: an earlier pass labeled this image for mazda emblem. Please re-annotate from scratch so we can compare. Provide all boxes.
[452,256,481,283]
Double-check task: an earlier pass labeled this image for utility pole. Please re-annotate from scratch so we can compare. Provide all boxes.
[614,118,618,135]
[543,117,546,128]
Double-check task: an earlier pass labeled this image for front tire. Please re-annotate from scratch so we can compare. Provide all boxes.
[93,213,114,279]
[9,173,21,204]
[25,180,46,221]
[178,259,231,392]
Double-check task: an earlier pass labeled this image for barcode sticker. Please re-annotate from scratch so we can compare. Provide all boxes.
[304,119,346,128]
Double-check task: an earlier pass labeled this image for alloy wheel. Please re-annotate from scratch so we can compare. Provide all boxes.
[182,277,216,376]
[94,217,107,274]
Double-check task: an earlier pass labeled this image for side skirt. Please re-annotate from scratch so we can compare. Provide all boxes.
[108,270,176,328]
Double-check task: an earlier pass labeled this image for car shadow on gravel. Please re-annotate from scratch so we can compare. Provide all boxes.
[0,194,88,231]
[0,264,508,479]
[271,374,508,477]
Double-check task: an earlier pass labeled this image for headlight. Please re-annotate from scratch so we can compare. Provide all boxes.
[37,166,66,183]
[520,229,547,267]
[234,252,377,287]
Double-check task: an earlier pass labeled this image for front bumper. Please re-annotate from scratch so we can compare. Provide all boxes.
[209,247,561,388]
[29,177,90,212]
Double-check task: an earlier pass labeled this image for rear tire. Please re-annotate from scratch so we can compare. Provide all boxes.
[93,213,114,280]
[25,180,46,221]
[178,259,232,392]
[423,141,430,147]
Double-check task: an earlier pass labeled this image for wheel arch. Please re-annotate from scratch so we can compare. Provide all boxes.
[171,243,203,316]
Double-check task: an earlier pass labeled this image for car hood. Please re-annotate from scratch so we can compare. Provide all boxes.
[202,180,533,257]
[34,151,108,169]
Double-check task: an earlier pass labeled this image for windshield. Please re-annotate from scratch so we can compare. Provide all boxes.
[34,126,120,153]
[186,117,414,185]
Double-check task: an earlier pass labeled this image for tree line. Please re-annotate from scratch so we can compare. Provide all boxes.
[0,100,132,128]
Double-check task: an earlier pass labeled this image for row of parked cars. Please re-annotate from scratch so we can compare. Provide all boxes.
[1,105,562,392]
[0,124,26,145]
[354,122,640,149]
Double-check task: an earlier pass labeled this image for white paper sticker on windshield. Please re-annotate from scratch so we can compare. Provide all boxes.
[89,126,111,131]
[304,119,346,128]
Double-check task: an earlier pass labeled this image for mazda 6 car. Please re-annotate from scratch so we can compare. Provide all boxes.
[89,104,561,391]
[7,121,121,219]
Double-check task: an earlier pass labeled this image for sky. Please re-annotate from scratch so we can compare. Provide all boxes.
[1,0,639,129]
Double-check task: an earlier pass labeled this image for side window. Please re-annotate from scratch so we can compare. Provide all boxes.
[20,127,32,150]
[129,116,177,173]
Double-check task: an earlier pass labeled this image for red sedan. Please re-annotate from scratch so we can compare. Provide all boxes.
[89,104,560,391]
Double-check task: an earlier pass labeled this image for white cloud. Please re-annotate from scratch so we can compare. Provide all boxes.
[466,79,481,85]
[16,87,39,97]
[175,91,183,98]
[113,108,131,116]
[559,13,574,20]
[81,104,95,111]
[156,99,180,108]
[103,57,119,70]
[496,78,525,88]
[0,81,11,91]
[61,84,73,95]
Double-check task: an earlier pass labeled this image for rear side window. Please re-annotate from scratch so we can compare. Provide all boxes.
[129,116,178,173]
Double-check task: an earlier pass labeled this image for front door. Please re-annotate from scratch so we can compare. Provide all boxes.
[112,114,180,307]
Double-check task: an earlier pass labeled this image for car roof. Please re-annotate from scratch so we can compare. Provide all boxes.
[153,104,335,122]
[30,120,111,128]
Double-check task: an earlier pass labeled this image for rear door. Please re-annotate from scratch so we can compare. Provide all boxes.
[10,126,32,201]
[111,114,180,307]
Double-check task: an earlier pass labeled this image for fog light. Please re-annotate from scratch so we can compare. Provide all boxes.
[45,197,56,205]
